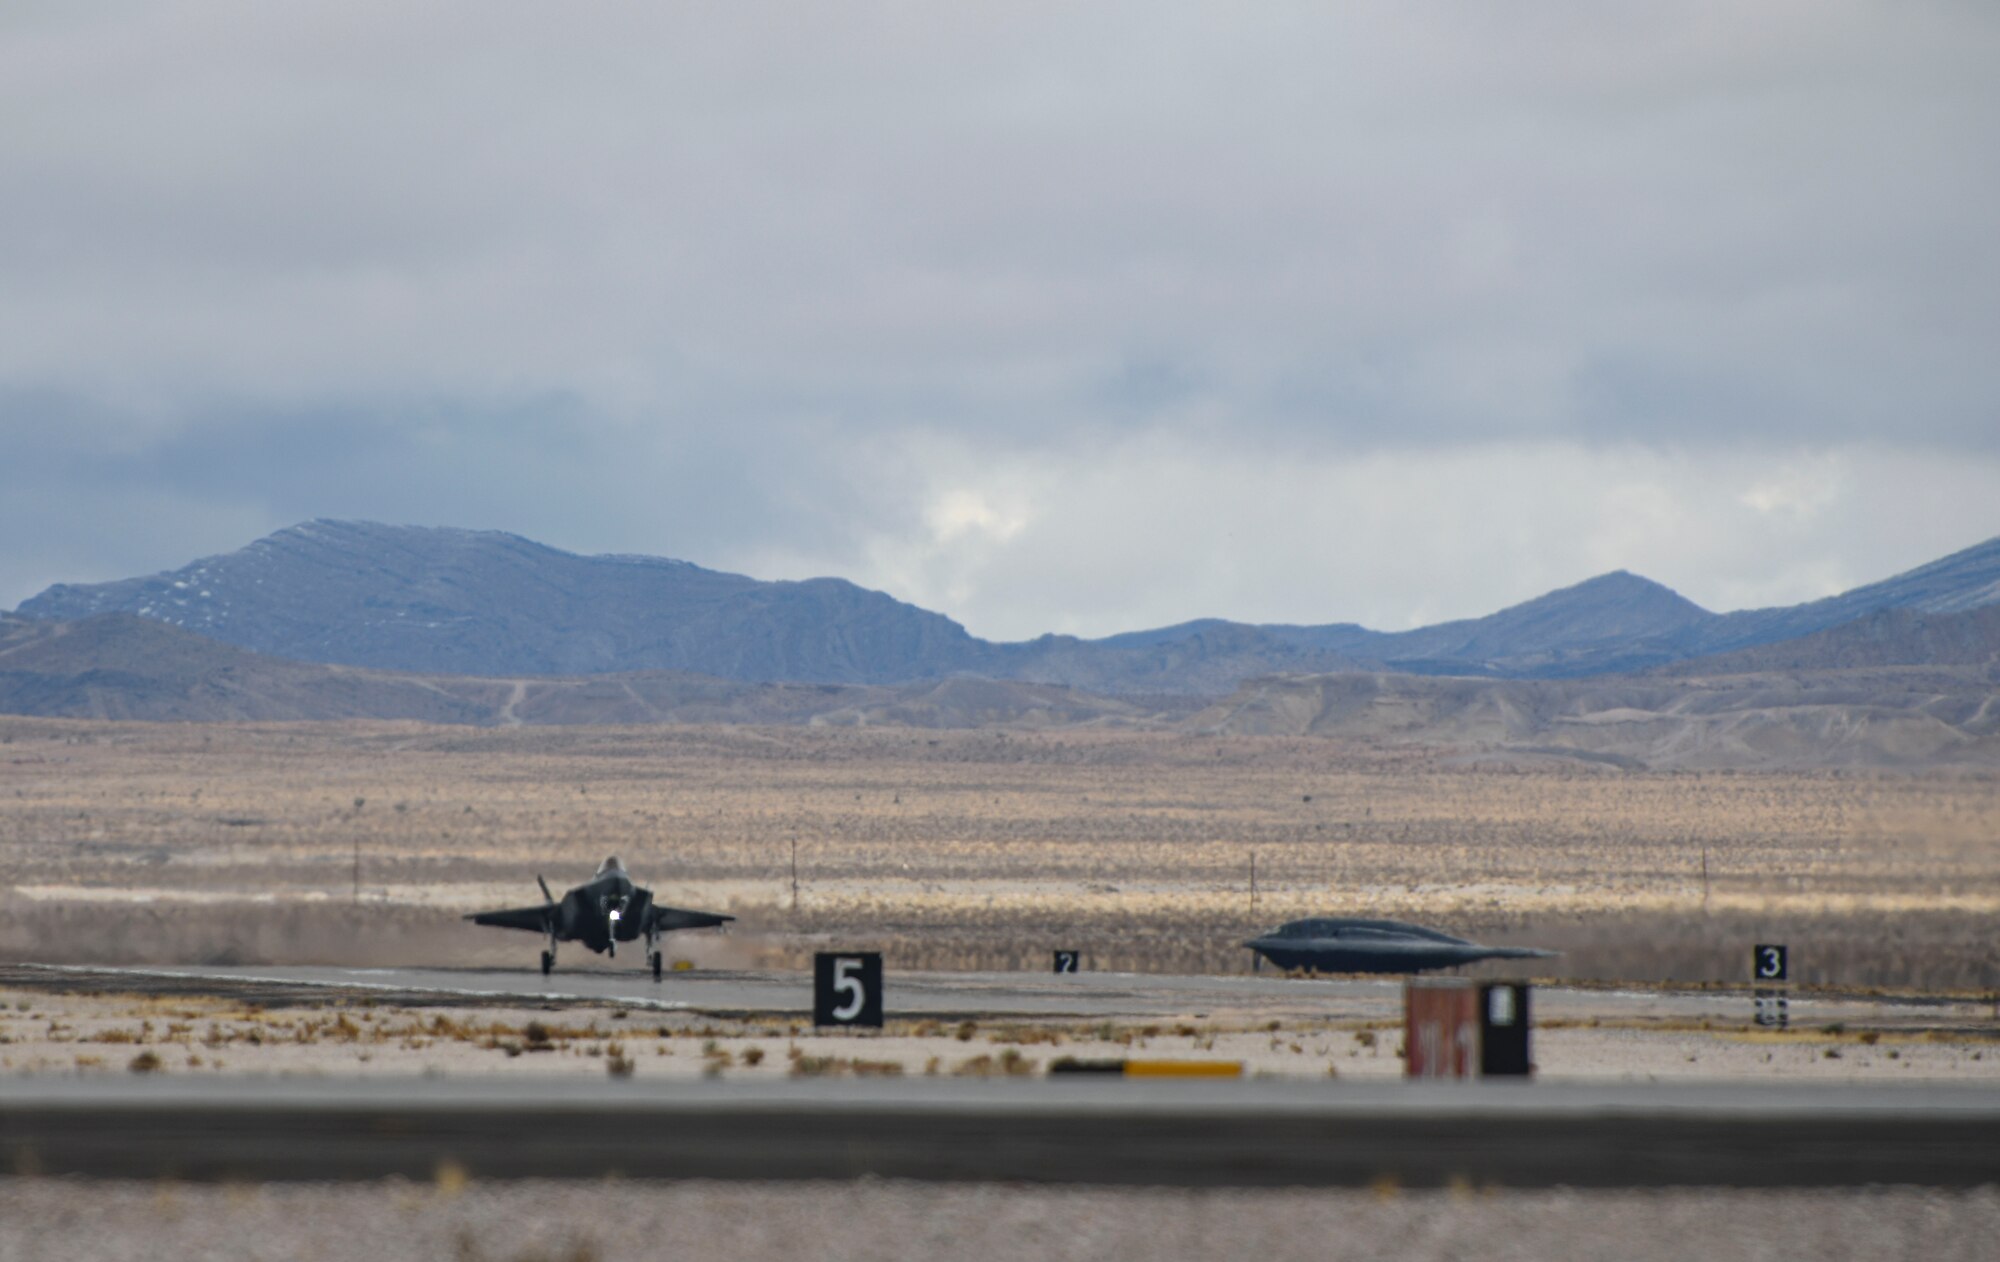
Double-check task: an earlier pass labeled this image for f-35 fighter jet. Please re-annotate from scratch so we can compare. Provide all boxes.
[1243,917,1557,975]
[467,855,734,980]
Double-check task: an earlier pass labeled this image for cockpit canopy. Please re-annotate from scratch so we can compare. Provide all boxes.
[596,854,625,877]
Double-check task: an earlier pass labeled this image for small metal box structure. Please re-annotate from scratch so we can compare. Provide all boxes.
[1404,978,1533,1079]
[1404,978,1479,1078]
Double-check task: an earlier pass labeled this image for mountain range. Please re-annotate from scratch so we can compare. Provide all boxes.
[0,611,1181,730]
[2,604,1993,769]
[7,522,1999,768]
[19,520,2000,692]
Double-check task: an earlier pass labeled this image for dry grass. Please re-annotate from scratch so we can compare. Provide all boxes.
[1,717,1996,989]
[786,1047,904,1077]
[952,1048,1035,1077]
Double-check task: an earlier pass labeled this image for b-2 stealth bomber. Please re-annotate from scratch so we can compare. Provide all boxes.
[467,855,734,979]
[1243,917,1558,975]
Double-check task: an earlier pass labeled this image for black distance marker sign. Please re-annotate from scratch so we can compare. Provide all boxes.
[1752,943,1790,1029]
[814,952,883,1028]
[1053,950,1080,974]
[1753,944,1788,982]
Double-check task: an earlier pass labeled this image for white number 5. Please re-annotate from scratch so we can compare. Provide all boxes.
[832,957,867,1020]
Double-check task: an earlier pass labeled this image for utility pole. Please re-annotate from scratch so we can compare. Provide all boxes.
[790,837,799,915]
[1701,845,1710,912]
[353,838,360,906]
[1249,849,1257,914]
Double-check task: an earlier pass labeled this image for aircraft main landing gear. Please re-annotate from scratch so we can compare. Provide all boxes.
[540,950,554,977]
[650,951,663,981]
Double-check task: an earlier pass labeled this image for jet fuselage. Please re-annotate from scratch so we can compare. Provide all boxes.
[1243,917,1557,974]
[555,867,655,954]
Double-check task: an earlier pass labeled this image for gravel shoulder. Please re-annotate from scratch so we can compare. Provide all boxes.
[2,1180,1998,1262]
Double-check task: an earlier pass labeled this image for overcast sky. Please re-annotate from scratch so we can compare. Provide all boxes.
[3,2,1996,640]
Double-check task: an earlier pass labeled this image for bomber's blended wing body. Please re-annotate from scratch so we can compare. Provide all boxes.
[1243,916,1557,975]
[467,855,734,979]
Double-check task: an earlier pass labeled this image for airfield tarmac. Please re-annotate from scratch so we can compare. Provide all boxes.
[5,961,1998,1091]
[16,959,1987,1028]
[5,961,1999,1257]
[5,1075,2000,1187]
[6,963,2000,1188]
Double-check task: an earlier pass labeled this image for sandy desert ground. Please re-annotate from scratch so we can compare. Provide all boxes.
[1,717,1996,987]
[2,982,1997,1084]
[0,711,1995,1084]
[3,716,1998,1257]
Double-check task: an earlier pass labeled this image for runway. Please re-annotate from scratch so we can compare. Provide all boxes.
[6,964,1998,1187]
[20,960,1415,1020]
[4,1075,1997,1187]
[6,961,1962,1028]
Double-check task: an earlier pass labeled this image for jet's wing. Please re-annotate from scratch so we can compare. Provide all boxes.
[466,905,555,933]
[648,905,735,933]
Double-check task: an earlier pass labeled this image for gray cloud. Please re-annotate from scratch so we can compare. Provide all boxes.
[2,3,1997,636]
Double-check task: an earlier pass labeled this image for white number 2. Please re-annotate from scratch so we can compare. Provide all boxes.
[831,957,867,1020]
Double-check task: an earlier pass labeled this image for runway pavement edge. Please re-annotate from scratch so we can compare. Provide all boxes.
[4,1077,1998,1188]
